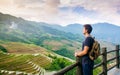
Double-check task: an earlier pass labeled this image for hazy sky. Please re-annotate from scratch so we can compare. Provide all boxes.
[0,0,120,26]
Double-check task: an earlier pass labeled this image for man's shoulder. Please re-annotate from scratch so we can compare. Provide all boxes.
[86,36,94,40]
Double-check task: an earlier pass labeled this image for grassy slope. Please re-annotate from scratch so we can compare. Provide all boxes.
[0,41,49,54]
[0,12,83,60]
[0,41,52,73]
[42,39,82,59]
[0,40,76,75]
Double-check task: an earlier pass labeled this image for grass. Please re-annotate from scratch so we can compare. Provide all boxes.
[93,66,102,75]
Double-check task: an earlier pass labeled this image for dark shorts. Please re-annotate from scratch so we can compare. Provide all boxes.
[82,56,94,75]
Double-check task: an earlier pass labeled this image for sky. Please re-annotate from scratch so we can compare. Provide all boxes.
[0,0,120,26]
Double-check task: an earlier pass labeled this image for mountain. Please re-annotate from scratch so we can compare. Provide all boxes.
[49,23,120,44]
[0,12,82,42]
[46,23,83,35]
[92,23,120,44]
[0,12,79,75]
[0,12,83,59]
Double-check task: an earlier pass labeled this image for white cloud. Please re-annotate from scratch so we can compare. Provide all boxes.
[0,0,120,26]
[60,0,71,5]
[62,0,120,26]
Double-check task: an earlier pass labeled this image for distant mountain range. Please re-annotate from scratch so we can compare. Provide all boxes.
[49,23,120,44]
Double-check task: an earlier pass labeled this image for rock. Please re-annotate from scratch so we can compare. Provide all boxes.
[16,71,24,75]
[8,71,16,74]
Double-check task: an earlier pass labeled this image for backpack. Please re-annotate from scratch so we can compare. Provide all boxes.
[89,39,100,60]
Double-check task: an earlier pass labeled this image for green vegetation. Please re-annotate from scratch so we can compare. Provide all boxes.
[46,57,76,75]
[93,67,102,75]
[93,56,102,75]
[0,45,7,52]
[94,56,102,65]
[47,57,72,70]
[54,47,75,59]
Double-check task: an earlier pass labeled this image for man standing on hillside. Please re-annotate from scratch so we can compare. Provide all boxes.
[75,24,94,75]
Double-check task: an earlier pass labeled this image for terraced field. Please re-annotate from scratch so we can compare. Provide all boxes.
[0,42,50,55]
[0,41,75,75]
[0,51,52,75]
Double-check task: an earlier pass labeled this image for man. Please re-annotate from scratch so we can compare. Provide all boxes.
[75,24,94,75]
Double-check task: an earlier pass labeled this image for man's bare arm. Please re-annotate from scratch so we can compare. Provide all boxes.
[75,46,89,57]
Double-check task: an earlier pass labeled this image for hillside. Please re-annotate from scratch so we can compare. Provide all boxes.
[0,12,82,42]
[0,12,83,59]
[0,50,75,75]
[0,41,49,54]
[0,41,76,75]
[0,51,49,75]
[0,12,82,75]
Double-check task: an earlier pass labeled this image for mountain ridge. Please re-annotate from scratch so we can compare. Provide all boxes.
[49,22,120,44]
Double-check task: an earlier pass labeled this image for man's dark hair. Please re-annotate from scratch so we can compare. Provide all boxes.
[84,24,92,34]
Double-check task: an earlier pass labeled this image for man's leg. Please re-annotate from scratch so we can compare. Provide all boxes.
[82,62,94,75]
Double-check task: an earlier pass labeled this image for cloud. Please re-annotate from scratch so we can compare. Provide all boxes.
[14,0,44,6]
[62,0,120,25]
[13,0,60,14]
[0,0,120,26]
[43,0,60,15]
[0,0,13,6]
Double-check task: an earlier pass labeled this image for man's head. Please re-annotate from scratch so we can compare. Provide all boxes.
[83,24,92,35]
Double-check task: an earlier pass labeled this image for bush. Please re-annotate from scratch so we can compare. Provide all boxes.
[54,47,75,59]
[0,45,7,52]
[46,57,76,75]
[94,57,102,65]
[48,57,72,70]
